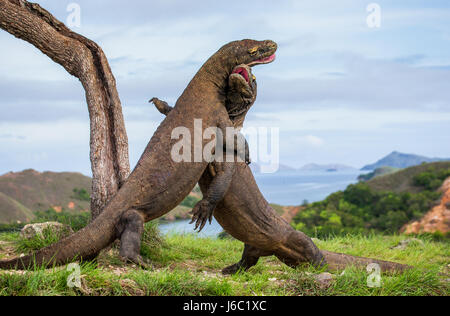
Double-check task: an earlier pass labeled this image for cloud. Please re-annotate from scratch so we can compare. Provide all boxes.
[298,135,325,147]
[0,133,26,140]
[0,0,450,173]
[253,54,450,113]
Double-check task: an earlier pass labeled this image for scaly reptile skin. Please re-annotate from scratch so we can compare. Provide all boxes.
[154,67,410,274]
[0,39,277,269]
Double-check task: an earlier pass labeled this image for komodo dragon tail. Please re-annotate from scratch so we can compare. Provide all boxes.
[321,250,411,272]
[279,231,411,273]
[0,197,127,270]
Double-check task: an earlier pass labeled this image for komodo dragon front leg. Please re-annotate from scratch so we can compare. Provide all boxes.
[190,162,236,231]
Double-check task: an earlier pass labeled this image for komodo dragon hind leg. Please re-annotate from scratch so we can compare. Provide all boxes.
[222,244,273,275]
[118,209,151,268]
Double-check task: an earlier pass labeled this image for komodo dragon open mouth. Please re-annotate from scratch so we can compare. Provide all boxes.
[226,40,277,123]
[248,53,276,67]
[232,53,276,84]
[227,64,258,122]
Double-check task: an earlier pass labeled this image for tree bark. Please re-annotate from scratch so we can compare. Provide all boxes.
[0,0,130,219]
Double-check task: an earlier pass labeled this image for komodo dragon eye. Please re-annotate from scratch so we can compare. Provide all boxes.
[248,46,259,56]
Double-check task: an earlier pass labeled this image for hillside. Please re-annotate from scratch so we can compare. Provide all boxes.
[0,169,202,225]
[0,169,91,218]
[402,177,450,235]
[361,151,449,171]
[0,192,35,224]
[293,162,450,236]
[358,166,400,182]
[366,161,450,193]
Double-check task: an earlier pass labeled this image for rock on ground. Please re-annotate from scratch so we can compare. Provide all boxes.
[314,272,334,288]
[20,222,73,240]
[390,238,425,250]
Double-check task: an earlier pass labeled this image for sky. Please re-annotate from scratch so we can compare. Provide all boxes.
[0,0,450,175]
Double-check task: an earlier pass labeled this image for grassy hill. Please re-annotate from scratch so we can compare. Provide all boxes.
[358,166,400,182]
[0,169,92,216]
[0,169,203,225]
[366,161,450,193]
[0,192,35,224]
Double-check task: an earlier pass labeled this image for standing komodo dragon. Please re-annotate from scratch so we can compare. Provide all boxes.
[153,68,410,274]
[0,39,278,269]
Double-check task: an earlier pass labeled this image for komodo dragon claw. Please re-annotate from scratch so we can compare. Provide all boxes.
[189,199,214,232]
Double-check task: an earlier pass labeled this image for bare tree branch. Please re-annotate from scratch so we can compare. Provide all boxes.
[0,0,130,219]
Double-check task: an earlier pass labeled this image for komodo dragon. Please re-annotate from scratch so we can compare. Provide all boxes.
[153,68,410,274]
[0,39,278,269]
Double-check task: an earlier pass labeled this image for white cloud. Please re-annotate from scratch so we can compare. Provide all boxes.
[0,0,450,173]
[299,135,325,147]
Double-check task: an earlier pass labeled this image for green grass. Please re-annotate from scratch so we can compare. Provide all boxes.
[0,232,448,296]
[14,227,71,253]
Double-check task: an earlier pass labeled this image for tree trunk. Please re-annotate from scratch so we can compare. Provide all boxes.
[0,0,130,219]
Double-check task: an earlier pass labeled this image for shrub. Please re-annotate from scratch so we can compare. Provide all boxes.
[180,195,201,208]
[72,188,90,201]
[292,174,447,238]
[34,209,90,231]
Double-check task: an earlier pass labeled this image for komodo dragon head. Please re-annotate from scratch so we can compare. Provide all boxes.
[220,40,276,127]
[200,39,276,102]
[212,39,277,71]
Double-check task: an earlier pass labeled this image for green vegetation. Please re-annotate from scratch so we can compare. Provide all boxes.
[14,226,67,253]
[33,209,90,232]
[0,232,447,296]
[140,221,166,259]
[365,161,450,193]
[293,166,450,238]
[0,222,24,233]
[72,188,90,201]
[0,209,90,233]
[412,168,450,191]
[180,195,201,208]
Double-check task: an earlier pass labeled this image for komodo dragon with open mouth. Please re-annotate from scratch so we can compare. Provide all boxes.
[0,39,278,269]
[153,66,411,274]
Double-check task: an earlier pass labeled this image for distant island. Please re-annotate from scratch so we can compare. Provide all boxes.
[361,151,450,171]
[249,163,296,173]
[250,162,357,173]
[298,163,356,172]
